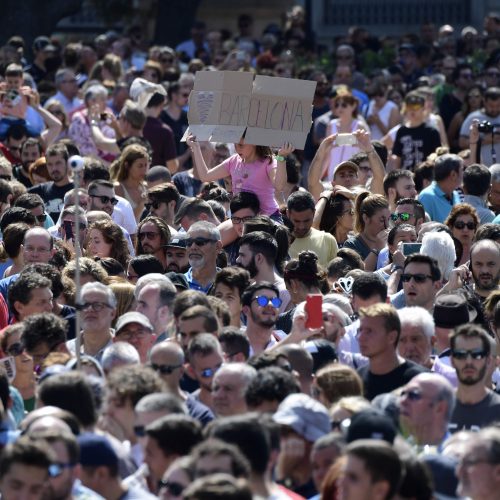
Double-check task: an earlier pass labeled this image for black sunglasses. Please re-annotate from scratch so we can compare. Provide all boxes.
[0,175,12,181]
[145,200,161,211]
[185,237,217,247]
[451,349,488,360]
[401,273,433,283]
[149,363,182,375]
[89,195,119,206]
[6,342,24,357]
[453,221,476,230]
[400,389,423,401]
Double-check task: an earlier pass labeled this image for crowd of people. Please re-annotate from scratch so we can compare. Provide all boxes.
[0,4,499,500]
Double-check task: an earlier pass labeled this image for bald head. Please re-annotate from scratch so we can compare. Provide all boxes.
[149,341,185,389]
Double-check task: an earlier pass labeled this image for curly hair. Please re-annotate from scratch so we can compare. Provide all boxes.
[136,215,171,255]
[86,220,130,268]
[444,203,480,231]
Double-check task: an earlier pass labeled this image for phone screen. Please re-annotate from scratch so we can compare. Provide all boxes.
[305,294,323,329]
[402,243,422,256]
[63,220,74,240]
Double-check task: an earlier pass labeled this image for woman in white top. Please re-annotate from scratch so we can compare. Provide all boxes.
[324,92,368,181]
[366,81,402,140]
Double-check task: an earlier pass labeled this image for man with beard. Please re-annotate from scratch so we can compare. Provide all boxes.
[136,216,171,271]
[236,231,290,313]
[470,239,500,302]
[383,170,418,213]
[240,282,285,357]
[29,143,74,222]
[449,324,500,432]
[146,182,180,233]
[14,138,42,188]
[184,221,222,293]
[165,234,190,273]
[460,86,500,166]
[287,191,338,268]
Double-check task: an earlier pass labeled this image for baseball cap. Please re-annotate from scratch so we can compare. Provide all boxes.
[422,454,460,500]
[77,433,118,467]
[334,161,359,177]
[33,36,50,52]
[115,311,153,333]
[345,408,397,443]
[433,293,477,329]
[404,92,425,107]
[165,272,189,291]
[130,77,167,109]
[304,339,338,372]
[273,393,330,442]
[167,234,188,249]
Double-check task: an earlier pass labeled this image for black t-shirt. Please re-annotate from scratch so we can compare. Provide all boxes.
[28,181,74,221]
[392,123,441,171]
[357,360,428,401]
[13,165,33,188]
[439,92,462,131]
[160,109,189,156]
[449,390,500,433]
[172,171,202,197]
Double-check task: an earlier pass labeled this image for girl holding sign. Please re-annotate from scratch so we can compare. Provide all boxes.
[187,133,294,222]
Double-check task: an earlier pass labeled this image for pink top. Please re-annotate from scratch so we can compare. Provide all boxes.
[223,154,279,215]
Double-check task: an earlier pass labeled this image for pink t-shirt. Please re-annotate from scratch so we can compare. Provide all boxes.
[224,154,279,215]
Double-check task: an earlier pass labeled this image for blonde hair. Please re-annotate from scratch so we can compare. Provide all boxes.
[109,282,136,328]
[111,144,149,182]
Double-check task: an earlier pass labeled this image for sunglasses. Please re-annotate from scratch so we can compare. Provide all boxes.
[231,215,254,224]
[185,237,217,247]
[400,389,423,401]
[390,212,412,222]
[145,200,161,211]
[139,231,160,241]
[406,103,424,111]
[453,221,476,230]
[149,363,182,375]
[6,343,24,357]
[334,101,349,108]
[158,480,185,496]
[200,364,222,378]
[36,213,47,223]
[0,175,12,181]
[89,195,119,206]
[48,463,76,478]
[253,296,282,308]
[401,273,433,283]
[80,301,113,312]
[134,425,146,437]
[451,349,488,360]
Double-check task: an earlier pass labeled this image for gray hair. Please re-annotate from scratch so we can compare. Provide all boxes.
[490,164,500,184]
[84,83,108,103]
[421,231,456,281]
[188,221,221,241]
[135,392,187,415]
[397,307,435,340]
[134,274,175,300]
[215,363,257,389]
[101,341,140,373]
[323,293,354,318]
[477,427,500,464]
[81,281,117,308]
[55,68,75,87]
[294,300,350,327]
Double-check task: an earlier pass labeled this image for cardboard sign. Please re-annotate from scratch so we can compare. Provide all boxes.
[183,70,317,150]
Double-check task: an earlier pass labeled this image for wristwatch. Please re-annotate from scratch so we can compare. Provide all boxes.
[391,264,403,273]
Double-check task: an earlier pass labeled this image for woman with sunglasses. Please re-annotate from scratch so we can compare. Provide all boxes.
[86,219,130,269]
[313,189,355,247]
[187,133,294,222]
[0,323,36,412]
[445,203,480,265]
[159,456,194,500]
[448,85,483,152]
[323,92,368,181]
[344,192,390,271]
[111,144,150,222]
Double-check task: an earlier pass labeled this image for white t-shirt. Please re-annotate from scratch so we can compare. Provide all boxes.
[113,196,137,235]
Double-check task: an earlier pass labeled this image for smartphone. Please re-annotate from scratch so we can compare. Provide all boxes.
[402,242,422,256]
[0,357,16,382]
[63,220,74,241]
[100,113,107,120]
[335,133,357,146]
[305,294,323,329]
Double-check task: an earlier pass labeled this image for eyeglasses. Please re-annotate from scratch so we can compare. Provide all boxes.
[6,343,24,357]
[453,221,477,230]
[334,101,349,108]
[89,195,119,206]
[80,301,113,312]
[144,200,161,211]
[231,215,254,224]
[158,480,185,496]
[0,175,11,181]
[200,364,222,378]
[401,273,434,283]
[253,296,282,308]
[24,246,51,253]
[451,349,488,360]
[36,213,47,223]
[139,231,160,241]
[185,237,217,247]
[149,363,182,375]
[391,212,412,222]
[400,389,424,401]
[116,328,151,340]
[63,220,86,229]
[48,463,76,478]
[133,425,146,437]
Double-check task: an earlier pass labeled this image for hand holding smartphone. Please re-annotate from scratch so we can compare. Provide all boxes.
[305,294,323,329]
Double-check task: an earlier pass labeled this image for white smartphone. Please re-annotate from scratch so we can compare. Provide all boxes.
[335,133,357,146]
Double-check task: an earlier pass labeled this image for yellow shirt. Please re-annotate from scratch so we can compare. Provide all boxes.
[289,228,338,267]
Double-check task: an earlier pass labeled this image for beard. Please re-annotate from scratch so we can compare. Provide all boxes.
[189,254,206,269]
[472,268,500,291]
[251,307,277,328]
[238,256,258,278]
[457,363,487,385]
